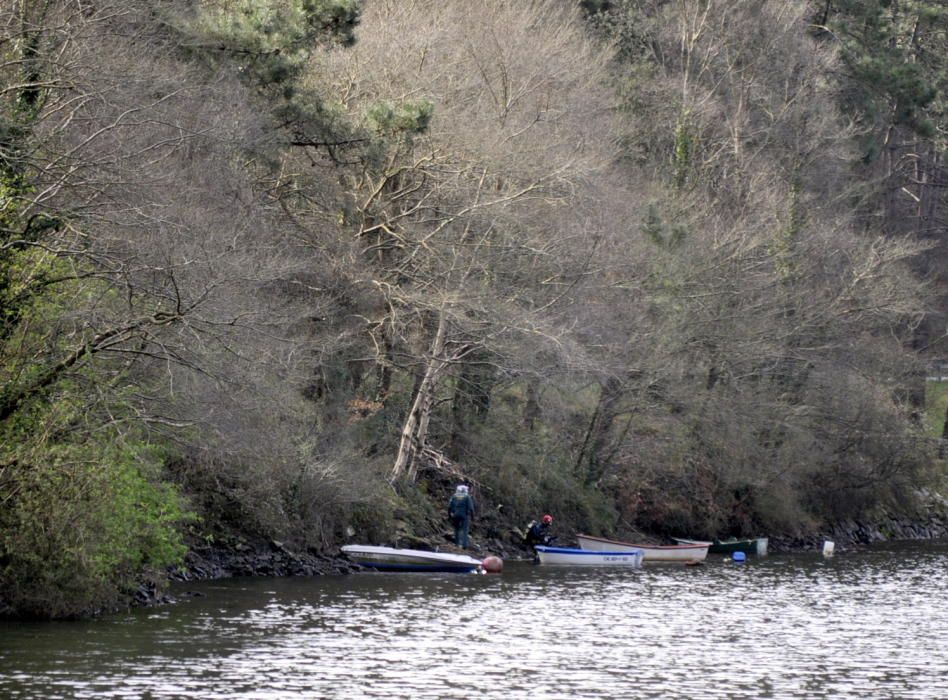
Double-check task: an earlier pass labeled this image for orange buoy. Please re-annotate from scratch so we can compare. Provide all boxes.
[481,555,503,573]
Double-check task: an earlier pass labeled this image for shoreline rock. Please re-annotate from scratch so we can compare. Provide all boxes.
[169,539,356,583]
[770,490,948,553]
[133,491,948,608]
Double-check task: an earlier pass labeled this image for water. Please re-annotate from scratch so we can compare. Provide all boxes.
[2,541,946,699]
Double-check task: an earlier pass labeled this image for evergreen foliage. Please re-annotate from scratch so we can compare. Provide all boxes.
[823,0,946,142]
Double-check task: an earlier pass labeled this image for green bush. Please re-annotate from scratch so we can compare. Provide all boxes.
[0,401,190,619]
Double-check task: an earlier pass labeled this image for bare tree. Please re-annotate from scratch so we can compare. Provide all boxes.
[567,0,934,533]
[303,0,618,482]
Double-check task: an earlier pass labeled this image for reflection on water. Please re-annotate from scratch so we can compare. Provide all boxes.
[1,541,947,699]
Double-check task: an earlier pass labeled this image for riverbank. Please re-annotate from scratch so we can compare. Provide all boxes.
[167,488,948,579]
[89,486,948,613]
[768,489,948,552]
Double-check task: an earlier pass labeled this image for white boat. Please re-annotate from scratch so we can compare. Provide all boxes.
[534,545,644,567]
[340,545,485,573]
[576,534,709,562]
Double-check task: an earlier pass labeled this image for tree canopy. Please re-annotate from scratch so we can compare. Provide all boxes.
[1,0,944,618]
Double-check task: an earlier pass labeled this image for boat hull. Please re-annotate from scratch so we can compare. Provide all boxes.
[341,545,484,573]
[576,534,709,562]
[534,545,643,567]
[673,537,768,556]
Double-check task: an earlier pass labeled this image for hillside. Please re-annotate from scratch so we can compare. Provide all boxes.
[1,0,945,618]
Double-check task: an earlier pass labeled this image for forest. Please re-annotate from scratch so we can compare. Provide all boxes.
[1,0,945,618]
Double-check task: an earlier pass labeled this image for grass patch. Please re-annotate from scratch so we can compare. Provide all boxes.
[924,380,948,438]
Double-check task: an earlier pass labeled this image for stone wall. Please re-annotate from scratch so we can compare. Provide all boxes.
[770,489,948,552]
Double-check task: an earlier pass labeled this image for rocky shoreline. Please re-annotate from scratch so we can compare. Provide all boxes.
[171,540,354,582]
[134,538,357,610]
[133,490,948,609]
[131,530,528,608]
[769,490,948,553]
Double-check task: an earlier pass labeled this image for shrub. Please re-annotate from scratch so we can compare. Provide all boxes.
[0,399,190,619]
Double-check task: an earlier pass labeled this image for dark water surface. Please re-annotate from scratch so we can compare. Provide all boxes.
[2,540,946,699]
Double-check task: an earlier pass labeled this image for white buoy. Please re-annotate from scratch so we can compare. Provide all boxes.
[822,540,835,557]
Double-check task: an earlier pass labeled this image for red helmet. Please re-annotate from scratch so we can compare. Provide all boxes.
[542,514,553,524]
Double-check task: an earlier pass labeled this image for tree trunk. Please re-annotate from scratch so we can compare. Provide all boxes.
[375,323,395,402]
[523,379,541,431]
[390,309,448,482]
[574,377,623,484]
[449,349,496,459]
[449,376,466,463]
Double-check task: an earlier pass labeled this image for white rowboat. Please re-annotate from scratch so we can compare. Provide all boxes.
[534,545,644,567]
[341,545,484,573]
[576,534,709,562]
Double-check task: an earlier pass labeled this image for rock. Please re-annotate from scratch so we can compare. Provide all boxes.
[394,533,436,550]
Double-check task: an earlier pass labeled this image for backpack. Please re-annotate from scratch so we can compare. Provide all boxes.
[448,494,464,523]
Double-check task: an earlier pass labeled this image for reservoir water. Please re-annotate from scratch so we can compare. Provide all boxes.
[1,540,946,699]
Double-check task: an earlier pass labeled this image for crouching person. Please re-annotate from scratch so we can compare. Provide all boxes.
[524,514,556,548]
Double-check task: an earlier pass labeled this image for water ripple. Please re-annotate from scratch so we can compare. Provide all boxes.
[1,541,946,699]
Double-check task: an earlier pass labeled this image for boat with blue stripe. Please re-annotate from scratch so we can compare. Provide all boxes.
[534,545,644,567]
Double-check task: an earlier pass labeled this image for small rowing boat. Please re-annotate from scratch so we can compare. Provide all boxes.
[340,545,486,573]
[534,545,644,567]
[576,534,709,562]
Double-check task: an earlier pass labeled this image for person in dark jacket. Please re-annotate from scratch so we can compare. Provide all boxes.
[524,514,555,548]
[448,485,476,548]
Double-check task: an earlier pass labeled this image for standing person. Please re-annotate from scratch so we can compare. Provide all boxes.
[524,514,555,548]
[448,485,476,549]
